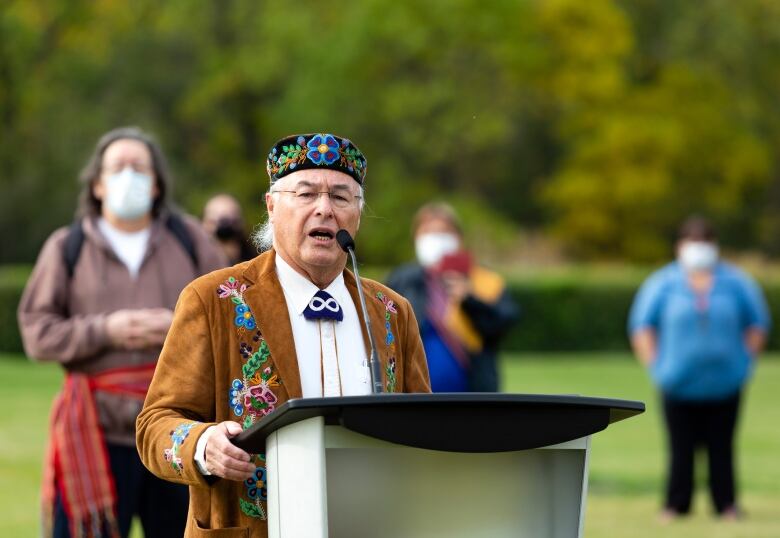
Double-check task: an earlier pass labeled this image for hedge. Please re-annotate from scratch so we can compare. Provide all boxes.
[4,265,780,354]
[505,281,636,351]
[506,278,780,351]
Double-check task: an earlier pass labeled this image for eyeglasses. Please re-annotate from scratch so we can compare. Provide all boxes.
[273,189,362,209]
[102,162,154,176]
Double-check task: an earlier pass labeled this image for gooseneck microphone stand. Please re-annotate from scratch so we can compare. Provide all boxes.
[336,229,384,394]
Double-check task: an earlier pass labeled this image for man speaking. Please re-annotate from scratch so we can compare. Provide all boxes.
[136,133,431,536]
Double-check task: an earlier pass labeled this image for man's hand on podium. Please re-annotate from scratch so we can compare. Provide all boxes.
[204,421,256,481]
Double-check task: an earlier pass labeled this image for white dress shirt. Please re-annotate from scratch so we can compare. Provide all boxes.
[275,254,371,397]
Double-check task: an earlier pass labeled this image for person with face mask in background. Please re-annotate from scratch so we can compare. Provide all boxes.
[386,202,519,392]
[17,126,227,538]
[628,215,770,522]
[202,193,256,264]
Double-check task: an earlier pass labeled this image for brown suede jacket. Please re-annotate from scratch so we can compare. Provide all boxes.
[18,214,227,445]
[136,249,430,537]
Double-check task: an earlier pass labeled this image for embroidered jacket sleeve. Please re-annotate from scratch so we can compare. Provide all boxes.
[136,284,217,486]
[17,228,110,363]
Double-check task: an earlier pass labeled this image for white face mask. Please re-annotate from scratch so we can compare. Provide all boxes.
[104,167,154,221]
[678,241,719,272]
[415,232,459,268]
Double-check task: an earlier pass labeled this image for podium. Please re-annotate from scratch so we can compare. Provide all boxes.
[233,393,644,538]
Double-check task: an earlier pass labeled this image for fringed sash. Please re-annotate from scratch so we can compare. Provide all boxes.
[426,266,506,367]
[42,364,156,538]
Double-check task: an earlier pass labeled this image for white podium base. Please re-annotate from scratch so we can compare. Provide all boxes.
[266,416,590,538]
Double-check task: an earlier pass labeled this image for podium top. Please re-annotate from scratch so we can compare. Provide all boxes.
[232,393,644,454]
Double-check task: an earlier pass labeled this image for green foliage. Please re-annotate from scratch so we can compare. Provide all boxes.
[544,65,772,261]
[2,1,780,263]
[509,268,780,351]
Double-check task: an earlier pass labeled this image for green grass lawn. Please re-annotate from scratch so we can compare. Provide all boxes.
[1,352,778,537]
[502,353,780,538]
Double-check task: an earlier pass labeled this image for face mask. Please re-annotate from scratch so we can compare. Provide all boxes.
[678,241,719,272]
[215,218,242,241]
[104,167,154,220]
[415,232,459,268]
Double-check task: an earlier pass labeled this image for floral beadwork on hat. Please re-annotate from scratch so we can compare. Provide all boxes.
[266,133,367,185]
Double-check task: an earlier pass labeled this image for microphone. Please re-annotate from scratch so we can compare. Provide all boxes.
[337,229,384,394]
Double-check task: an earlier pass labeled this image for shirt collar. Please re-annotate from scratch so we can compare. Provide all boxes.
[274,253,348,315]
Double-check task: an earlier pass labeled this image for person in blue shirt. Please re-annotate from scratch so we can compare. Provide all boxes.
[628,216,770,522]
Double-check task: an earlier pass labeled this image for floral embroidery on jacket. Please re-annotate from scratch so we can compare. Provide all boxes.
[240,456,268,520]
[385,357,397,394]
[217,276,281,519]
[376,292,398,393]
[164,421,200,475]
[218,277,257,330]
[229,339,281,430]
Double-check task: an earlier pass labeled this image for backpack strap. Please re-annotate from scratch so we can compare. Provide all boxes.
[63,215,199,279]
[165,213,198,271]
[63,220,86,279]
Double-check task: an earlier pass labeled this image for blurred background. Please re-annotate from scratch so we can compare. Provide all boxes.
[2,0,780,536]
[6,0,780,266]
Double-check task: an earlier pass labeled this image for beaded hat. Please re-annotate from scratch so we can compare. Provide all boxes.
[266,133,367,185]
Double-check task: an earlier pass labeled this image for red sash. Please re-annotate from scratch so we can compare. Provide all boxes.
[41,364,155,538]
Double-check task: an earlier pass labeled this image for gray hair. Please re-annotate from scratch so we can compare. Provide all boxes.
[252,219,276,252]
[251,183,365,252]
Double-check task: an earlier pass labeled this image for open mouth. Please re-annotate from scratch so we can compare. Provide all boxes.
[309,229,335,242]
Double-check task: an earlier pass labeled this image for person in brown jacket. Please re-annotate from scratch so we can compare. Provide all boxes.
[136,133,431,537]
[18,126,227,538]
